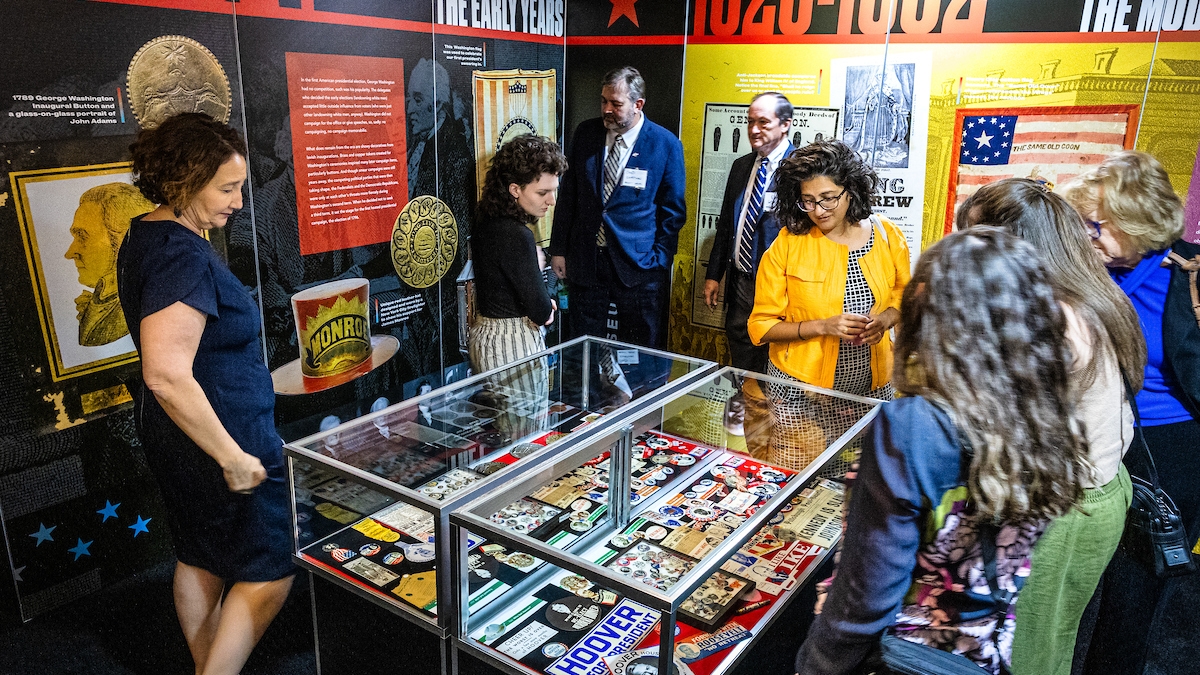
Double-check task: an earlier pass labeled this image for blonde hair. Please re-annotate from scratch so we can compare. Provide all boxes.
[1060,150,1184,255]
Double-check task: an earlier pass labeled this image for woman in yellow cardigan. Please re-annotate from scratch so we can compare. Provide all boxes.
[748,140,910,468]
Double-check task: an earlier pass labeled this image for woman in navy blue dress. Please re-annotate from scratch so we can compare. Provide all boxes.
[118,113,293,675]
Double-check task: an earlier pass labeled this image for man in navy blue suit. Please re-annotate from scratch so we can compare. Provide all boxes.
[703,92,794,373]
[549,66,686,349]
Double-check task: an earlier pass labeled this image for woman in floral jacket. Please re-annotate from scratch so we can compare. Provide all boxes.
[794,228,1091,675]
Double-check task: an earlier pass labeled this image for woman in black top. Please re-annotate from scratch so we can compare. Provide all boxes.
[469,135,567,376]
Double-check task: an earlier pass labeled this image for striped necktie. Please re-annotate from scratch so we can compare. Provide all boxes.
[598,134,624,247]
[737,157,768,273]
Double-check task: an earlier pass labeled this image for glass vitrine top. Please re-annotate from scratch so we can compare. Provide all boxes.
[288,337,714,506]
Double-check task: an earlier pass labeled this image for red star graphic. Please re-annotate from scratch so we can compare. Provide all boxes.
[608,0,639,27]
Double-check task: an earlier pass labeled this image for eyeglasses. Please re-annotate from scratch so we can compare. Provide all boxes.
[1085,219,1104,240]
[798,188,847,213]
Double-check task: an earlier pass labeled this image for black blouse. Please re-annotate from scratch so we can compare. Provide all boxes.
[472,216,554,325]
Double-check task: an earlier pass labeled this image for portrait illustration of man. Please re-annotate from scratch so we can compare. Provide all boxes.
[64,183,153,346]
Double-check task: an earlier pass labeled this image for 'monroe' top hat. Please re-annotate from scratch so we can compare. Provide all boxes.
[270,278,398,395]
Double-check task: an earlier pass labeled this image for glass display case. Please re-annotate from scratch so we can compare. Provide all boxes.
[282,336,716,641]
[450,367,882,675]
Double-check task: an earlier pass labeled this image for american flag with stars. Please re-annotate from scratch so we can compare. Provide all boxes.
[948,108,1134,227]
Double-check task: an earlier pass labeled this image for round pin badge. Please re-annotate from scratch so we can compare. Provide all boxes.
[688,505,717,522]
[475,461,508,476]
[559,574,590,592]
[331,548,355,562]
[650,453,671,465]
[646,437,669,449]
[669,454,696,466]
[322,542,340,552]
[510,443,541,459]
[405,543,435,563]
[507,552,535,569]
[758,467,787,483]
[477,431,509,448]
[360,543,381,556]
[383,551,404,565]
[610,534,633,548]
[570,499,592,512]
[542,643,568,659]
[570,519,593,532]
[659,505,684,518]
[749,482,780,497]
[645,525,668,540]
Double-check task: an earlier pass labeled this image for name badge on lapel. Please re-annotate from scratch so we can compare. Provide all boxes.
[622,167,648,190]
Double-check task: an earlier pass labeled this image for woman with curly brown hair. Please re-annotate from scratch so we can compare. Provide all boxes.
[795,228,1090,675]
[468,134,567,375]
[118,112,293,675]
[747,139,909,468]
[955,178,1146,675]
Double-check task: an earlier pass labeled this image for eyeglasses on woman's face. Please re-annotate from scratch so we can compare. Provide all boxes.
[1085,219,1104,241]
[797,187,847,213]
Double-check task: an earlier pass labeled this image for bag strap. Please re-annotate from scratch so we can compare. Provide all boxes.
[1162,250,1200,329]
[870,214,889,245]
[1121,373,1160,490]
[978,521,1013,612]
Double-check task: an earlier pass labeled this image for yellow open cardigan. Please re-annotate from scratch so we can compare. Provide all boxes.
[748,215,911,391]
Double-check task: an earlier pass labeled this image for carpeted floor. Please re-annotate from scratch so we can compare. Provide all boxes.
[0,561,316,675]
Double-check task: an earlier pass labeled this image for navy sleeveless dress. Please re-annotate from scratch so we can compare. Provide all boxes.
[117,216,293,582]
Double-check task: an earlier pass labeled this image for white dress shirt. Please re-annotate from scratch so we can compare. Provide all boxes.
[604,111,645,189]
[733,139,790,272]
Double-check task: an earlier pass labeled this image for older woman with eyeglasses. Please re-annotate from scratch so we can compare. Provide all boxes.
[747,140,910,468]
[1061,150,1200,675]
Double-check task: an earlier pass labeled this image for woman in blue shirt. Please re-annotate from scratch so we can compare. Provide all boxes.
[1062,150,1199,675]
[120,113,294,675]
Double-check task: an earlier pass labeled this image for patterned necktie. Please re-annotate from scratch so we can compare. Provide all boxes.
[737,157,769,273]
[598,134,625,247]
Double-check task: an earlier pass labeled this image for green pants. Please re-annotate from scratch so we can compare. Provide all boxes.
[1011,464,1132,675]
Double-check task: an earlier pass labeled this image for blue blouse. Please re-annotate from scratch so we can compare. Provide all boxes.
[1110,252,1194,426]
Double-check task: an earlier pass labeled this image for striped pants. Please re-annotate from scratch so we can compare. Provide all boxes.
[468,316,549,440]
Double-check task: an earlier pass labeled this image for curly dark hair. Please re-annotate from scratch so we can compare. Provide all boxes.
[774,139,878,235]
[129,112,246,214]
[957,178,1146,393]
[477,135,568,225]
[894,227,1089,523]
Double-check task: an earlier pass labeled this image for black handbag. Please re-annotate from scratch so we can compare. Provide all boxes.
[867,523,1012,675]
[1119,377,1198,578]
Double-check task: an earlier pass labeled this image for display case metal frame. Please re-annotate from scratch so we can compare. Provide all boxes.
[450,366,884,675]
[282,336,718,642]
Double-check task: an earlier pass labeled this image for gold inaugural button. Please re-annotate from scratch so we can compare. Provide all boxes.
[391,196,458,289]
[126,35,231,129]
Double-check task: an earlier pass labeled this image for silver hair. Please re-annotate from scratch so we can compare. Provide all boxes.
[601,66,645,102]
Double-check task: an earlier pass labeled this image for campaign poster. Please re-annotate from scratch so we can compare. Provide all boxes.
[692,104,839,330]
[472,69,558,246]
[830,53,931,267]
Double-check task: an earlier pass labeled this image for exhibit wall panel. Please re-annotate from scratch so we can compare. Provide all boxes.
[672,3,891,363]
[1139,33,1200,244]
[0,0,567,620]
[668,0,1200,364]
[0,0,245,621]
